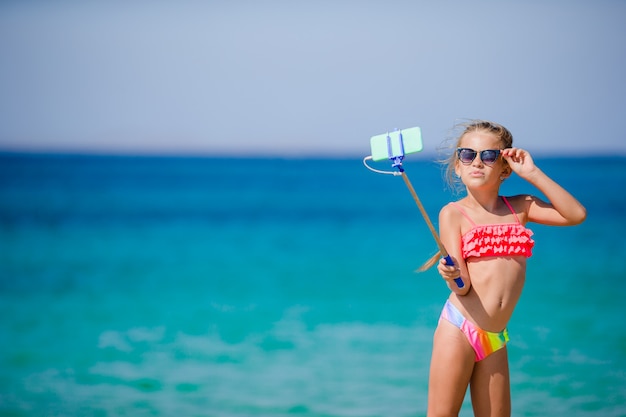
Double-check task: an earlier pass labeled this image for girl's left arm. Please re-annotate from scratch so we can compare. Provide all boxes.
[502,148,587,225]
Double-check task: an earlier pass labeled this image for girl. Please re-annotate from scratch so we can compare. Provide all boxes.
[423,121,586,417]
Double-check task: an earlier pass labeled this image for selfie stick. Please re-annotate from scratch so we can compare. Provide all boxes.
[363,129,465,289]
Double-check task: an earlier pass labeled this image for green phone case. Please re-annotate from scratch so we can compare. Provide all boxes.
[370,127,423,162]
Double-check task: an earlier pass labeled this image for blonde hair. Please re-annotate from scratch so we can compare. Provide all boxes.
[418,120,514,271]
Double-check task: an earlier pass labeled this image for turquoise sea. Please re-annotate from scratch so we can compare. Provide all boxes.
[0,153,624,416]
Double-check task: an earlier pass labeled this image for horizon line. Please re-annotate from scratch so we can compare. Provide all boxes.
[1,148,624,160]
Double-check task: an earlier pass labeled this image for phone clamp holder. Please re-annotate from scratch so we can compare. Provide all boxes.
[363,128,418,176]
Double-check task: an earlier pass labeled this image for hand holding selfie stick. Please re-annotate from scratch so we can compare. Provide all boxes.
[363,128,465,289]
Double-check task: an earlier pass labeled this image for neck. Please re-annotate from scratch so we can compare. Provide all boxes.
[464,190,502,213]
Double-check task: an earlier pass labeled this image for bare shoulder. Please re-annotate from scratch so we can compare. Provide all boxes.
[504,194,551,223]
[504,194,533,206]
[505,194,549,208]
[440,201,460,216]
[439,201,465,225]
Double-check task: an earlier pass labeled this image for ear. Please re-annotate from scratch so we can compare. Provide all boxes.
[500,163,512,180]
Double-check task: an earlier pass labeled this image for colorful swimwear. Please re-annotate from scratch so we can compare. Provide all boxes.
[451,196,534,259]
[439,300,509,361]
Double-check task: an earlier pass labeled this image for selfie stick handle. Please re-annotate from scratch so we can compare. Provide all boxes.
[399,170,465,289]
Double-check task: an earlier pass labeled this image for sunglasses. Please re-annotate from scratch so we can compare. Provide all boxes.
[457,148,502,166]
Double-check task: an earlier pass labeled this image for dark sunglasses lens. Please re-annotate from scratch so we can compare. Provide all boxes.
[458,149,476,163]
[481,150,499,164]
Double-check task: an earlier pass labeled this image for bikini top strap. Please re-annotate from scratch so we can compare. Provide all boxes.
[449,202,476,227]
[501,196,521,224]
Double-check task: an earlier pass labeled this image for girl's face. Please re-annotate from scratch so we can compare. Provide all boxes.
[454,130,510,188]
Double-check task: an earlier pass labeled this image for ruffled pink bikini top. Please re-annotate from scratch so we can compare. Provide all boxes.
[451,196,534,260]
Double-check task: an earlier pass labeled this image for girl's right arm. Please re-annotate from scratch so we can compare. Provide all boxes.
[437,204,471,295]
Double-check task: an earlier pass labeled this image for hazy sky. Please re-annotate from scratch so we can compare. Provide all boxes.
[1,1,625,157]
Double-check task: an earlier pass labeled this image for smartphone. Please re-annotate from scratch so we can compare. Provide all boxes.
[370,127,423,162]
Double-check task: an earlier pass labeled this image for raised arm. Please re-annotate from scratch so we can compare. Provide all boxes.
[502,148,587,225]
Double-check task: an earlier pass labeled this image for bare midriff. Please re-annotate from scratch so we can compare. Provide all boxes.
[449,256,527,332]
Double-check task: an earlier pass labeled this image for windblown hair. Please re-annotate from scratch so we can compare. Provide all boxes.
[418,120,514,272]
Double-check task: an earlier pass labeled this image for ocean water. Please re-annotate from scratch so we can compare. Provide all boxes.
[0,153,624,417]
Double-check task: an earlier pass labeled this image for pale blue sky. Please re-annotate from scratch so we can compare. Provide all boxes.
[1,1,625,157]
